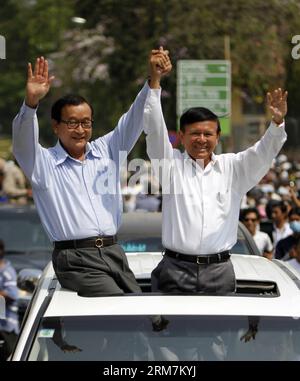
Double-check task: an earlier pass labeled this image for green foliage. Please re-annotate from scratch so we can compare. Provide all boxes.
[0,0,75,143]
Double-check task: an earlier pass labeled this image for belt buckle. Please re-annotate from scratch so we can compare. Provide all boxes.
[95,238,104,248]
[197,256,205,265]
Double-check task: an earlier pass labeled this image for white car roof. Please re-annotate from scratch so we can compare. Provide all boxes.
[30,254,300,319]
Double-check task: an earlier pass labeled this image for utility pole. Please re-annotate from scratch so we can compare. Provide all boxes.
[223,35,232,152]
[0,35,6,59]
[224,35,230,61]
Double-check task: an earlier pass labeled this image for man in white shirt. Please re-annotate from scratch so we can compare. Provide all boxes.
[240,208,273,259]
[145,47,287,294]
[271,201,293,247]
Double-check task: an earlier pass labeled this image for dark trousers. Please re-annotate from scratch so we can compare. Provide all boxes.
[52,244,141,296]
[151,254,236,294]
[0,331,18,361]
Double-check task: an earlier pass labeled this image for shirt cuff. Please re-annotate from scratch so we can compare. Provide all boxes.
[146,79,162,92]
[146,83,161,100]
[268,120,285,136]
[20,100,38,117]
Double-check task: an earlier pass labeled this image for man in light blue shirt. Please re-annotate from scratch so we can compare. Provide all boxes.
[12,55,170,296]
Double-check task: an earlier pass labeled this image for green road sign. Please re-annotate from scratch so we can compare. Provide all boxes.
[177,60,231,135]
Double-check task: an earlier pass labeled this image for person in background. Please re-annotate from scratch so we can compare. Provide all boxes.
[271,201,293,247]
[289,183,300,208]
[2,159,32,204]
[0,158,8,203]
[0,240,19,361]
[275,207,300,260]
[240,208,273,259]
[135,182,161,212]
[286,236,300,274]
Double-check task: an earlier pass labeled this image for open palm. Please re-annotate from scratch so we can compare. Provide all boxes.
[267,88,288,125]
[26,56,55,107]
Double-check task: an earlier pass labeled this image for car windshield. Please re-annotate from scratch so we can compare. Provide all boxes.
[28,315,300,361]
[0,211,51,252]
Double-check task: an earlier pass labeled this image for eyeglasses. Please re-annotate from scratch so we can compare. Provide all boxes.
[244,218,258,222]
[190,132,217,139]
[60,119,93,130]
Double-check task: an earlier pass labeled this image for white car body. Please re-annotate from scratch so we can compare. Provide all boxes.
[11,254,300,361]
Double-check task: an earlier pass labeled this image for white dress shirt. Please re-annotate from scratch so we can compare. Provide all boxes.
[272,222,293,247]
[144,88,287,255]
[253,230,273,255]
[12,82,150,241]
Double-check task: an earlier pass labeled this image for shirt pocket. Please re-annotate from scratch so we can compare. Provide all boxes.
[216,190,228,204]
[216,189,230,215]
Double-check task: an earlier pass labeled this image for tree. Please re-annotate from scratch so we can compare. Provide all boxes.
[1,0,300,156]
[0,0,75,146]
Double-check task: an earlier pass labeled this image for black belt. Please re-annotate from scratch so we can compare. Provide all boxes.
[164,249,230,264]
[54,235,117,250]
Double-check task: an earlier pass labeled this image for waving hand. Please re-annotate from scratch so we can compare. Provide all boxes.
[25,56,55,108]
[267,88,288,125]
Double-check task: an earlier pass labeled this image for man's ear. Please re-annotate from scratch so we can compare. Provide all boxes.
[179,129,184,144]
[52,119,59,135]
[216,132,221,144]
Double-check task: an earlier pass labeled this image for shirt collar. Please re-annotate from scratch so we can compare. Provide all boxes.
[211,153,222,171]
[183,151,222,172]
[53,140,101,165]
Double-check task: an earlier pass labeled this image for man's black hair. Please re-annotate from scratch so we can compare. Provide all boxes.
[271,200,288,214]
[239,207,260,221]
[289,207,300,218]
[51,94,93,122]
[179,107,221,133]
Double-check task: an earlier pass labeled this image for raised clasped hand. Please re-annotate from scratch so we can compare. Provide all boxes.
[149,46,172,80]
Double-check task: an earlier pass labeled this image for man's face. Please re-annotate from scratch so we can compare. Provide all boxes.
[179,121,220,166]
[52,103,93,160]
[243,212,259,236]
[271,206,286,224]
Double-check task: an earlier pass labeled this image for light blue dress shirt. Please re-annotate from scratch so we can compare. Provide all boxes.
[12,82,150,241]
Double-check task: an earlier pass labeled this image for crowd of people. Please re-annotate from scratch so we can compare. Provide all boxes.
[0,240,19,361]
[238,155,300,268]
[0,157,32,205]
[240,153,300,216]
